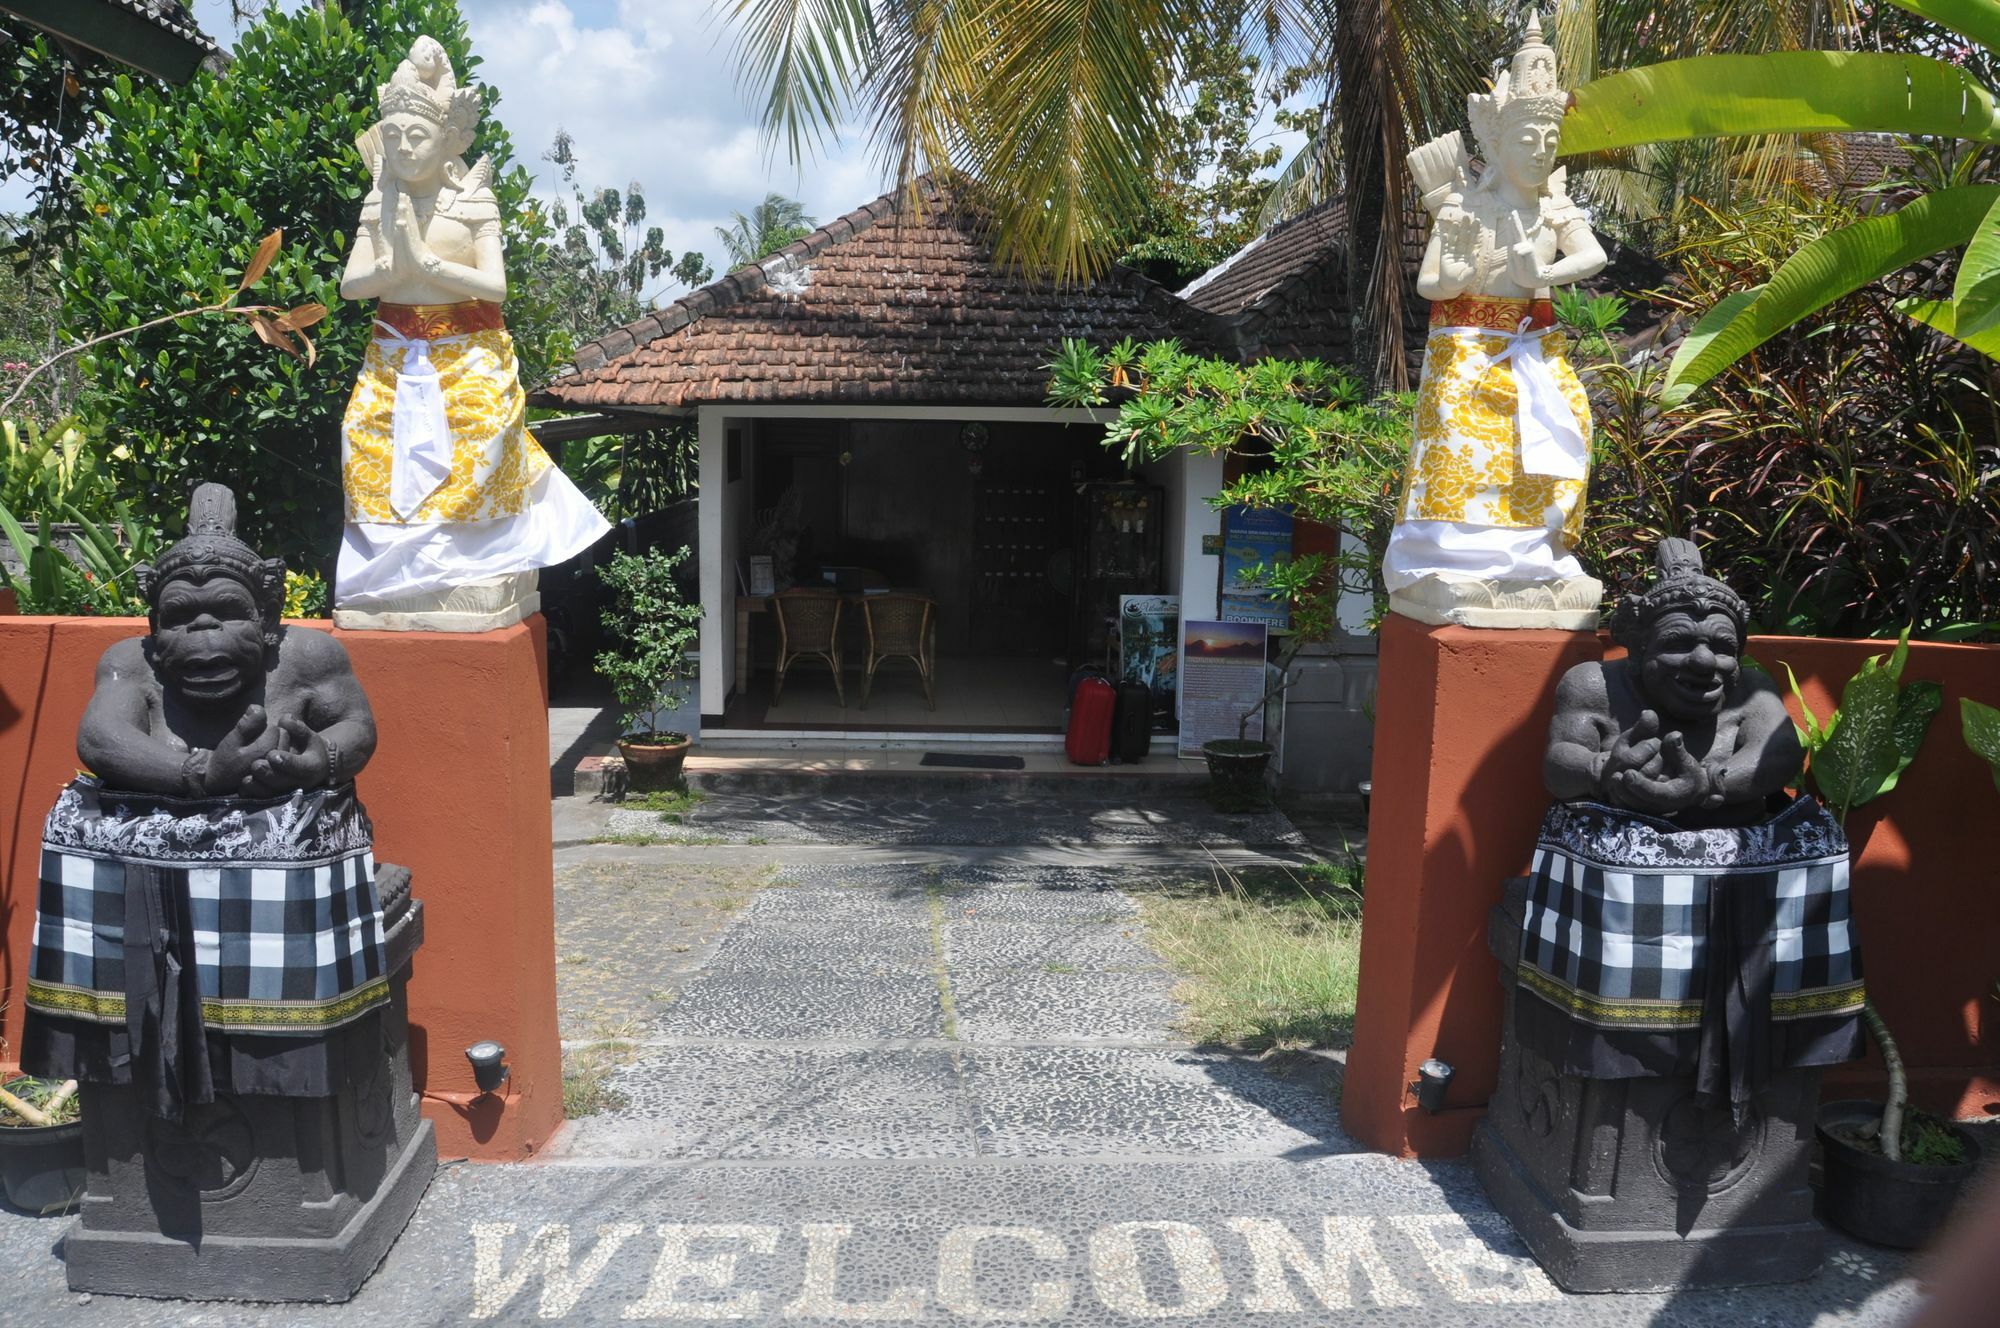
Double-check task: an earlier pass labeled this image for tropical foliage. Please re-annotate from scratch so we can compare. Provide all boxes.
[57,0,543,570]
[1575,194,2000,639]
[1560,0,2000,402]
[716,2,1866,385]
[1047,338,1406,629]
[518,131,713,370]
[1779,634,1945,1163]
[714,193,815,267]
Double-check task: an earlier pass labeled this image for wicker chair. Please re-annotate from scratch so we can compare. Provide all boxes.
[860,593,936,710]
[773,588,845,706]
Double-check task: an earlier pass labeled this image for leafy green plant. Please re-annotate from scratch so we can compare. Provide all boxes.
[1781,631,1946,1163]
[1552,288,1632,366]
[1576,194,2000,638]
[1,416,110,521]
[1046,338,1405,628]
[283,569,329,620]
[595,547,702,742]
[1963,696,2000,793]
[1786,633,1943,822]
[1560,0,2000,401]
[0,498,160,615]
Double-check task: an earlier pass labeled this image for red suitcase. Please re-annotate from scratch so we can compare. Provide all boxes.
[1067,675,1116,766]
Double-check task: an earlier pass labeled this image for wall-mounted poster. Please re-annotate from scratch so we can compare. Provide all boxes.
[1178,619,1269,757]
[1219,504,1293,629]
[1118,595,1179,712]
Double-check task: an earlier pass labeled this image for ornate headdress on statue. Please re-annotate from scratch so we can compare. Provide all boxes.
[375,36,480,139]
[1467,13,1569,154]
[1610,538,1750,651]
[135,483,286,643]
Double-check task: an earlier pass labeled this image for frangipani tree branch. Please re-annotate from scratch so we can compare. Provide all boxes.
[1,230,327,416]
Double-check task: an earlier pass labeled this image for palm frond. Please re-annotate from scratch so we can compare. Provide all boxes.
[721,0,879,163]
[954,0,1194,281]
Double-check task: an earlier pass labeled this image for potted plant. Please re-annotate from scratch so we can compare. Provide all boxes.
[596,545,702,791]
[1781,635,1979,1248]
[0,1069,83,1215]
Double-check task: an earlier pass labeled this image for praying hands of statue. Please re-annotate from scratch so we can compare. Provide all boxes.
[1598,709,1722,814]
[205,706,334,797]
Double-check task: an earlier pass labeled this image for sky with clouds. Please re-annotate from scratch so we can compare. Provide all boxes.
[189,0,886,284]
[7,1,1302,299]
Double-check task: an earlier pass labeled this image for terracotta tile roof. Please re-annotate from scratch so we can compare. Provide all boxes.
[535,178,1223,412]
[1178,198,1347,317]
[106,0,221,56]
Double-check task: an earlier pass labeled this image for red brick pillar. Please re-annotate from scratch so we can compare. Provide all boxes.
[1341,615,1602,1157]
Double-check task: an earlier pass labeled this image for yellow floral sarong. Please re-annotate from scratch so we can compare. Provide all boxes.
[1399,295,1590,543]
[341,301,551,526]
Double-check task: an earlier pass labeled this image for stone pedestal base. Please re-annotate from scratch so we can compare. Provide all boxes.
[1472,877,1825,1292]
[1389,573,1602,630]
[62,868,436,1302]
[334,572,539,632]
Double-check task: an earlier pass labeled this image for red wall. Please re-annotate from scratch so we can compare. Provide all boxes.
[1345,618,2000,1159]
[0,617,562,1161]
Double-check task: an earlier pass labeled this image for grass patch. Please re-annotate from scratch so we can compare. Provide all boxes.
[1137,861,1363,1050]
[562,1026,642,1118]
[623,783,706,821]
[588,832,727,847]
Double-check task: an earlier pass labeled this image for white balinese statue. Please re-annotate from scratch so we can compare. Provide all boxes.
[1383,14,1609,629]
[334,37,608,631]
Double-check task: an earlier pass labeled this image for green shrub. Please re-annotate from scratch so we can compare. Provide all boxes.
[595,547,701,741]
[57,0,548,571]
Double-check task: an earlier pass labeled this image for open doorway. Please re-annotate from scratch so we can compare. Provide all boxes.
[721,416,1173,733]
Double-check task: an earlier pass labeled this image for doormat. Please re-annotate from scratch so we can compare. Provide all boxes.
[919,752,1026,770]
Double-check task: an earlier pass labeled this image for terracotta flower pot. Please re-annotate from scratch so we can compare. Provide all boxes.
[617,733,692,791]
[1817,1099,1982,1249]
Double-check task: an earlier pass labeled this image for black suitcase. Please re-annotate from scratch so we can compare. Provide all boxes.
[1112,680,1152,762]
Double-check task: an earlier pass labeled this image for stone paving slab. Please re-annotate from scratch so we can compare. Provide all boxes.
[943,918,1162,970]
[552,1046,975,1160]
[656,972,947,1040]
[953,971,1184,1042]
[624,789,1312,848]
[0,1156,1918,1325]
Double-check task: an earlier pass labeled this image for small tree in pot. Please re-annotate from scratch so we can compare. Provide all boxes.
[596,545,702,790]
[1047,340,1404,810]
[1782,635,1977,1248]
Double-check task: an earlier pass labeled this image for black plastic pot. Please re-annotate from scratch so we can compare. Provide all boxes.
[1817,1099,1982,1249]
[0,1117,85,1215]
[1202,739,1273,810]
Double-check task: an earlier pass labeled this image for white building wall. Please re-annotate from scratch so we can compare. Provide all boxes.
[1173,448,1227,721]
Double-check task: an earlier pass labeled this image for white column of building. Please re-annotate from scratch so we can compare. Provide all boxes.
[1174,447,1227,721]
[697,406,728,718]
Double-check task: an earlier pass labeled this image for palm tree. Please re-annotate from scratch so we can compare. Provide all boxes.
[715,0,1847,389]
[715,193,817,267]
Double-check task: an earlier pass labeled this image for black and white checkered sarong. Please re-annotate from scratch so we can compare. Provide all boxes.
[1515,793,1865,1100]
[27,778,389,1035]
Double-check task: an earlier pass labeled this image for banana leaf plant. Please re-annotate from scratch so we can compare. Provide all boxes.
[1782,633,1943,1161]
[1560,0,2000,405]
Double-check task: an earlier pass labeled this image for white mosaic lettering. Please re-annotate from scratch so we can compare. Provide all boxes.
[936,1224,1070,1321]
[1387,1215,1561,1304]
[783,1223,928,1320]
[1088,1221,1228,1318]
[1227,1216,1420,1311]
[472,1222,643,1320]
[622,1224,780,1320]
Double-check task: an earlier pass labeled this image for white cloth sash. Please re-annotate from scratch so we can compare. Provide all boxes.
[373,321,466,520]
[1436,320,1589,481]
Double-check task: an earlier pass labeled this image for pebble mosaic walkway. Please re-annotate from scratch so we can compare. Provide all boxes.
[0,796,1926,1325]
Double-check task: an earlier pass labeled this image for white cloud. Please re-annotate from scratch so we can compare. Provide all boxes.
[465,0,885,281]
